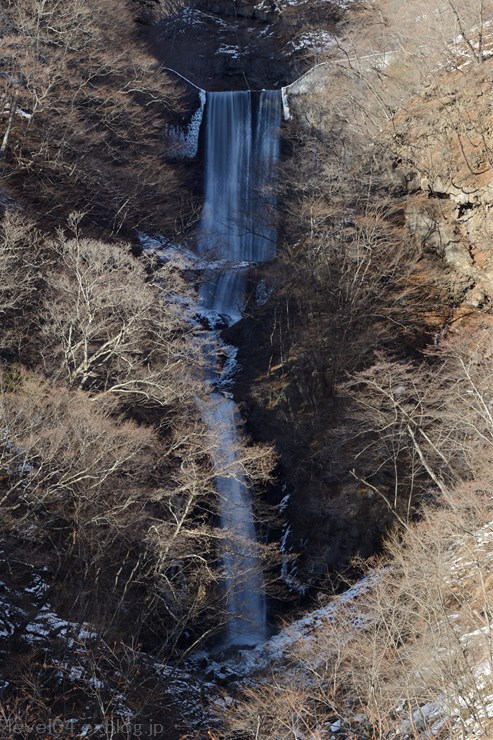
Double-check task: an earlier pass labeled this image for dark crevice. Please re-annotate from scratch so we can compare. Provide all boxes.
[458,201,475,218]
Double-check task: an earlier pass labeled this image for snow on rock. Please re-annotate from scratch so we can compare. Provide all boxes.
[166,89,206,158]
[24,608,98,646]
[279,523,308,595]
[279,524,291,553]
[279,490,290,513]
[281,86,291,120]
[256,0,358,10]
[0,593,26,639]
[224,572,379,677]
[155,663,222,735]
[195,307,231,330]
[159,7,235,35]
[216,44,243,60]
[0,563,96,651]
[217,344,240,396]
[257,26,275,39]
[2,102,32,120]
[452,19,493,69]
[137,232,164,252]
[136,233,202,323]
[138,233,253,275]
[255,279,273,305]
[0,567,48,640]
[399,701,449,737]
[290,30,338,53]
[137,232,200,270]
[450,518,493,579]
[0,569,143,731]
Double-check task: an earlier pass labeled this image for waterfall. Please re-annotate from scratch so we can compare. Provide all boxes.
[198,90,281,647]
[199,91,281,326]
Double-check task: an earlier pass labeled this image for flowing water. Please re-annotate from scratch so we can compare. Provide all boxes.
[198,90,281,647]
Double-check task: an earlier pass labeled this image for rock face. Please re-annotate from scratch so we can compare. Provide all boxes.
[284,55,493,315]
[285,55,493,308]
[147,0,368,592]
[393,65,493,309]
[131,0,168,23]
[147,1,291,91]
[145,0,346,91]
[232,314,395,588]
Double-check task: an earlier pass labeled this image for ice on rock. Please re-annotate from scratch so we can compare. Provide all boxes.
[167,90,206,158]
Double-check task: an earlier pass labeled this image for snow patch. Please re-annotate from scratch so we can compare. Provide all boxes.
[256,0,357,10]
[280,524,291,554]
[2,102,32,120]
[137,233,198,269]
[24,608,97,645]
[166,89,206,159]
[217,344,240,397]
[216,44,243,60]
[225,572,379,676]
[279,524,307,594]
[290,30,338,53]
[68,665,84,682]
[255,279,273,305]
[279,492,290,513]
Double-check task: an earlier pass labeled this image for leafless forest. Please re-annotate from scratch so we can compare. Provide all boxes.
[2,0,493,737]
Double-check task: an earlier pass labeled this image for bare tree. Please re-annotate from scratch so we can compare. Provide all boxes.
[1,0,187,233]
[0,209,45,356]
[40,223,202,410]
[0,366,227,646]
[0,210,39,317]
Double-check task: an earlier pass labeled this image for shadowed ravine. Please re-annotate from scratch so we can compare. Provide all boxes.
[198,90,281,647]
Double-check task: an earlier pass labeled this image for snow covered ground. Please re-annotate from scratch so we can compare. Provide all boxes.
[452,19,493,68]
[195,572,379,681]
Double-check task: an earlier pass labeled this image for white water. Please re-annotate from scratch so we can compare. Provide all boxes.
[198,90,281,647]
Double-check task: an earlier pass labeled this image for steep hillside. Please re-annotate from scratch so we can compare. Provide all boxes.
[230,0,493,589]
[0,0,195,236]
[220,482,493,737]
[0,2,273,736]
[3,0,493,737]
[219,1,493,736]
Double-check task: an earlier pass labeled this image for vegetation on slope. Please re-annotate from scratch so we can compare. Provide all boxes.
[3,0,493,736]
[0,1,274,735]
[0,0,196,235]
[223,0,493,736]
[237,0,493,578]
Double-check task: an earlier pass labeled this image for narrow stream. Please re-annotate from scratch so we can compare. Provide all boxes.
[197,90,281,647]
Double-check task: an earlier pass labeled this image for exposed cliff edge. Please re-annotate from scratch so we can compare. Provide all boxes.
[141,0,354,90]
[396,65,493,309]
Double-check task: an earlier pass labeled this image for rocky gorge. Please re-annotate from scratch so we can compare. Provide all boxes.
[2,0,493,736]
[138,0,493,630]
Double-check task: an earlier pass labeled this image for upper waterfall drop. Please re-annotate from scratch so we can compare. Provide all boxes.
[198,90,282,325]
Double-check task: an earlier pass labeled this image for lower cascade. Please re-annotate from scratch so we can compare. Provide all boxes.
[198,90,282,647]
